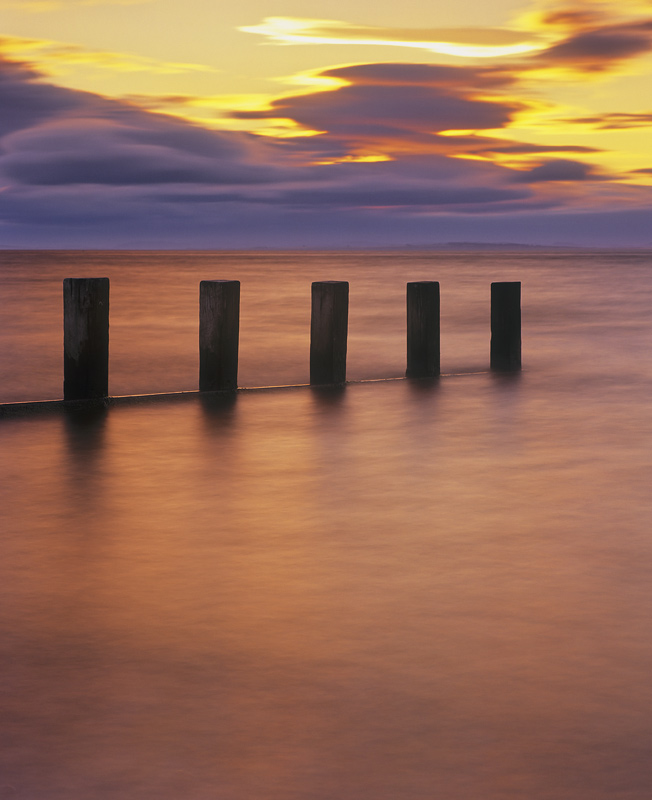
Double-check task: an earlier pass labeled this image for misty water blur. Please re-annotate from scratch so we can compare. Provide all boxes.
[2,248,652,400]
[1,251,652,799]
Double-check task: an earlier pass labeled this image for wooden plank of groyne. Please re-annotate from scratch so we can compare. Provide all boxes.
[406,281,440,378]
[490,281,521,371]
[63,278,109,401]
[310,281,349,385]
[199,280,240,391]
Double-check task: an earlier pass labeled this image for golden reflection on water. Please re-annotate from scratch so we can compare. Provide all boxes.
[1,373,652,799]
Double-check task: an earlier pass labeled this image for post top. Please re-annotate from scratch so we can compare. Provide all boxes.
[63,277,109,283]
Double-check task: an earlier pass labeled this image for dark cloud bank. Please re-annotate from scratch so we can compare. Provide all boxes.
[0,53,651,247]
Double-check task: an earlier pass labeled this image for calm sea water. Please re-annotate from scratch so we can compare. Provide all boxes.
[1,250,652,799]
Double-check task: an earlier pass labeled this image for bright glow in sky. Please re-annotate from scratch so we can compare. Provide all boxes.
[2,0,652,247]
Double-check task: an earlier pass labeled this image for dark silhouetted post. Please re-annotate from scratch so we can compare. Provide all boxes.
[310,281,348,385]
[406,281,440,378]
[199,280,240,391]
[63,278,109,401]
[491,281,521,371]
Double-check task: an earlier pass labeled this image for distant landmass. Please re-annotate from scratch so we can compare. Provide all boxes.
[400,242,597,251]
[340,241,652,251]
[2,241,651,251]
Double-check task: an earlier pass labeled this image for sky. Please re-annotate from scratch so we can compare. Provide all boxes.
[2,0,652,247]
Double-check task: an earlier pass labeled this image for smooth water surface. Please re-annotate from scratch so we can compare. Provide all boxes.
[1,251,652,799]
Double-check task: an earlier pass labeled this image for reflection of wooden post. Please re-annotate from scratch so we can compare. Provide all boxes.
[491,281,521,371]
[310,281,349,385]
[199,280,240,391]
[406,281,440,378]
[63,278,109,401]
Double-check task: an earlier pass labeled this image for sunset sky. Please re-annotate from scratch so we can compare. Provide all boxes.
[2,0,652,247]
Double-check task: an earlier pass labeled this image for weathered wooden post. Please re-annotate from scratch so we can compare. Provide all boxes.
[406,281,440,378]
[491,281,521,371]
[310,281,349,385]
[199,280,240,391]
[63,278,109,401]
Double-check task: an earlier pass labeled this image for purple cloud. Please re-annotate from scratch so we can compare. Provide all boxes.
[318,62,515,88]
[2,183,652,248]
[272,184,530,208]
[0,56,87,137]
[2,121,285,186]
[510,159,601,183]
[477,143,601,155]
[562,112,652,129]
[0,56,291,187]
[0,51,650,249]
[533,20,652,71]
[234,63,525,143]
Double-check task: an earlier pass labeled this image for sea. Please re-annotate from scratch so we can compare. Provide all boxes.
[1,249,651,799]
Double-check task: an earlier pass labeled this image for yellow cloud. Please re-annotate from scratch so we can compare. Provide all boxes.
[0,35,214,75]
[240,17,549,59]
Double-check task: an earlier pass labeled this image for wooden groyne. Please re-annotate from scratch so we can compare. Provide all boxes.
[1,277,521,414]
[63,277,110,401]
[199,280,240,392]
[490,281,521,371]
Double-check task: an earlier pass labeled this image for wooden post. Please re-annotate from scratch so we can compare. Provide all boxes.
[491,281,521,371]
[63,278,109,401]
[406,281,440,378]
[199,280,240,391]
[310,281,349,385]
